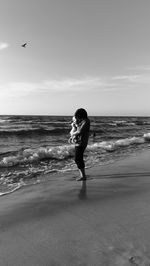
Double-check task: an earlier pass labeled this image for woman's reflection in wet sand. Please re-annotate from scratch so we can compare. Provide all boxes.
[78,180,87,200]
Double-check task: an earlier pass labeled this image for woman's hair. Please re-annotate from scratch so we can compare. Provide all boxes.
[74,108,88,119]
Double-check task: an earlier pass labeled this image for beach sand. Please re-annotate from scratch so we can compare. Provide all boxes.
[1,149,150,265]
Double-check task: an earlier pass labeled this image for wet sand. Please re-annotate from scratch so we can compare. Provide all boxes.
[1,149,150,265]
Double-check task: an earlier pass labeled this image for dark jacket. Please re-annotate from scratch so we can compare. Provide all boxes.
[74,118,90,147]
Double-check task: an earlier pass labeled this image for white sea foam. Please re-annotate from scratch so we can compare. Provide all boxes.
[0,184,22,196]
[108,121,135,127]
[0,145,75,167]
[0,133,149,168]
[88,136,145,152]
[113,120,126,123]
[0,119,7,123]
[143,133,150,141]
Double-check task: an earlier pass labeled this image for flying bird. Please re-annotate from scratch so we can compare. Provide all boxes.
[21,43,27,48]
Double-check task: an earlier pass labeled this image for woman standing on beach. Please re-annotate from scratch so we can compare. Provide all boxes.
[69,108,90,181]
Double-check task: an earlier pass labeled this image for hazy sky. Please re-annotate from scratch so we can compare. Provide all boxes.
[1,0,150,116]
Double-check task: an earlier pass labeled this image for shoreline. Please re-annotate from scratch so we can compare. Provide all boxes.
[0,148,150,265]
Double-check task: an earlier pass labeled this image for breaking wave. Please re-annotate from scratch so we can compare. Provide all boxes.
[0,145,75,167]
[1,133,150,168]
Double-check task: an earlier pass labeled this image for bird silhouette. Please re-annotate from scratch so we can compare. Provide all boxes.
[21,43,27,48]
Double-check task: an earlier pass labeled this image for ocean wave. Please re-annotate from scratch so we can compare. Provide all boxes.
[113,120,127,124]
[0,145,75,167]
[0,127,69,136]
[93,121,136,128]
[88,135,145,152]
[143,133,150,141]
[0,133,150,168]
[0,119,7,123]
[112,120,136,127]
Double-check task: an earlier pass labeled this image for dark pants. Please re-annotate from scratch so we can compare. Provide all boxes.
[75,145,86,169]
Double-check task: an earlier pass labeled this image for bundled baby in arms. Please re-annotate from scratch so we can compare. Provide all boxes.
[68,116,81,144]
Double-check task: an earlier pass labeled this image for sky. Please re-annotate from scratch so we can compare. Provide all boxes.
[0,0,150,116]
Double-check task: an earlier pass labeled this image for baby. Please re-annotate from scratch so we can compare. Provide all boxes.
[68,116,79,144]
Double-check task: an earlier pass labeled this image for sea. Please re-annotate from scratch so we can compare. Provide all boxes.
[0,115,150,195]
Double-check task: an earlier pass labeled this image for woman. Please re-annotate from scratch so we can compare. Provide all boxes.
[71,108,90,181]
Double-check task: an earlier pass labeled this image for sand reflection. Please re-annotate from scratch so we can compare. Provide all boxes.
[78,180,87,200]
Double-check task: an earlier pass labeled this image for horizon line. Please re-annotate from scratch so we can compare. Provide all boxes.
[0,113,150,117]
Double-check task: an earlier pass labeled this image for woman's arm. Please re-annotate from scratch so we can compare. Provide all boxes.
[71,119,90,136]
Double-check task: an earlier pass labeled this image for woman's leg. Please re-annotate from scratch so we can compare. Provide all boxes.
[78,168,86,180]
[75,146,86,180]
